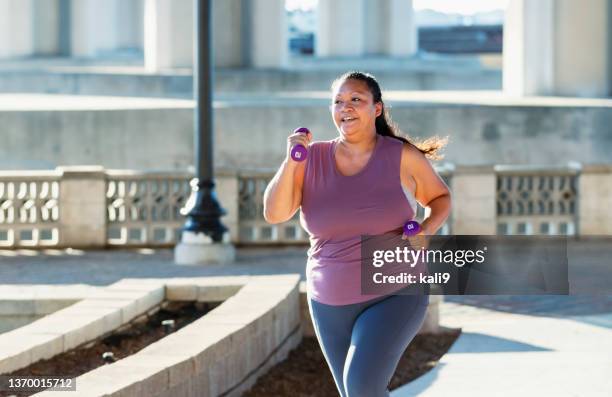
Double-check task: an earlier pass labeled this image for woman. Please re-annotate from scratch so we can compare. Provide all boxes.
[263,71,451,397]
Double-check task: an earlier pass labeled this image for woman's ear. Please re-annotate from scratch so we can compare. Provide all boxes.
[375,102,383,118]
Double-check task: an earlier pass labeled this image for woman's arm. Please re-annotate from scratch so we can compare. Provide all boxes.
[401,143,452,236]
[263,159,305,224]
[263,132,311,224]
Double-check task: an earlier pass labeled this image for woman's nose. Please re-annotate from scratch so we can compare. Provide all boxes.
[338,102,354,111]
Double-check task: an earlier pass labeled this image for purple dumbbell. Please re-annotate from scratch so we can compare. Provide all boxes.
[290,127,310,162]
[403,220,422,236]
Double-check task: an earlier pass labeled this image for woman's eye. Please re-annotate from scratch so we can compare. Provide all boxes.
[334,100,341,104]
[352,98,361,102]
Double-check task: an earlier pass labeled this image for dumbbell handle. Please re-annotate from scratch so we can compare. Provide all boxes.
[403,220,422,236]
[290,127,310,162]
[402,220,427,249]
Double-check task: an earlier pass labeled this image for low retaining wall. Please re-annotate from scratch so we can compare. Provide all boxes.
[0,275,441,396]
[0,284,100,334]
[0,275,301,397]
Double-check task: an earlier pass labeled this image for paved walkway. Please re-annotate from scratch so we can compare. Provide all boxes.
[2,246,612,396]
[0,247,308,285]
[388,242,612,397]
[392,301,612,397]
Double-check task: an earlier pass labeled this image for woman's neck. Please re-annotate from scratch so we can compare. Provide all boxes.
[338,133,378,156]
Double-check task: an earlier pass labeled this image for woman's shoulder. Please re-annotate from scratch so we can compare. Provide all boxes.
[399,140,422,155]
[400,139,430,174]
[377,135,408,157]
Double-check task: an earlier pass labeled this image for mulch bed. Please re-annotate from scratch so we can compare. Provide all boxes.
[244,329,461,397]
[0,301,219,397]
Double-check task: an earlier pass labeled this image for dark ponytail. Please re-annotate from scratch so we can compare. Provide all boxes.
[332,71,448,160]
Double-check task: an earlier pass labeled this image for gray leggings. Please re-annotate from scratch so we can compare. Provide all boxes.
[307,289,430,397]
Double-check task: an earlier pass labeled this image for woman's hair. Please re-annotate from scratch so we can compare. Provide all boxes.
[331,71,448,160]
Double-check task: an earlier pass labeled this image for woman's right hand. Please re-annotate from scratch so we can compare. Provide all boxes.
[264,130,311,223]
[286,130,312,164]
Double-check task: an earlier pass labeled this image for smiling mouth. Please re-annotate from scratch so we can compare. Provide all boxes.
[341,116,357,122]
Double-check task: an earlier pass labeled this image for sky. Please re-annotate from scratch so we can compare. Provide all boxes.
[286,0,509,14]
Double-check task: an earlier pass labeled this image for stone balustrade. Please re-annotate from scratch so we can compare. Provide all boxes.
[0,163,607,249]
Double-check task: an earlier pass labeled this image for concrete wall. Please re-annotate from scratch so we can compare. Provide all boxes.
[213,98,612,169]
[2,94,612,171]
[0,98,193,170]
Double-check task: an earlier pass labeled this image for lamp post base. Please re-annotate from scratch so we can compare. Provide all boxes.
[174,231,236,265]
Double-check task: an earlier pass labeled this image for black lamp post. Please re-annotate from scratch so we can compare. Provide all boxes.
[180,0,228,243]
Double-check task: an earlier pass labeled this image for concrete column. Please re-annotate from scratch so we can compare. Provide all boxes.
[387,0,417,57]
[70,0,120,58]
[57,166,107,248]
[0,1,12,58]
[213,0,245,67]
[451,166,497,235]
[363,0,416,57]
[0,0,61,58]
[504,0,611,97]
[318,0,415,58]
[503,0,554,96]
[116,0,144,54]
[32,0,61,55]
[144,0,193,71]
[578,165,612,235]
[553,0,610,97]
[317,0,366,57]
[363,0,385,55]
[0,0,34,59]
[249,0,287,68]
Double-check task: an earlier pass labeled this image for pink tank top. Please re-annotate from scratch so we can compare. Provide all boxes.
[300,134,417,305]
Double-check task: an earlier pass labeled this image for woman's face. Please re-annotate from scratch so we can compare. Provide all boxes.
[331,79,382,140]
